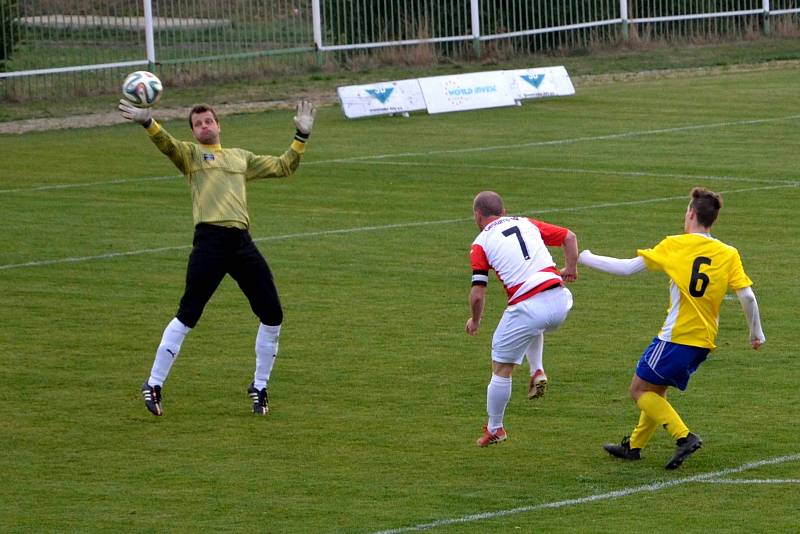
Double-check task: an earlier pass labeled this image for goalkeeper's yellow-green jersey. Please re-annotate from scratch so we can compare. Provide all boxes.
[146,120,305,230]
[637,233,752,349]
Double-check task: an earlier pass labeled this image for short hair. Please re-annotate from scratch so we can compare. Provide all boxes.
[473,191,504,217]
[690,187,723,227]
[188,104,218,128]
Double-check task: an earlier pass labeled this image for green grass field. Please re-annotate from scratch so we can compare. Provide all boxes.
[1,63,798,532]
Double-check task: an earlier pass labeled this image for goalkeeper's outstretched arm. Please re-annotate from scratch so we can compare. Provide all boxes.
[578,250,646,276]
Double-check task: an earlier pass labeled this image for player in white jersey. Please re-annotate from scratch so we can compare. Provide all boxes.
[466,191,579,446]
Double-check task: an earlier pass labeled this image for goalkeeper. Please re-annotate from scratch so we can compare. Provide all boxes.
[579,187,765,469]
[118,98,316,417]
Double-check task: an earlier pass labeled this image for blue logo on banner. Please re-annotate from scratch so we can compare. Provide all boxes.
[366,87,394,103]
[521,74,545,88]
[203,153,215,161]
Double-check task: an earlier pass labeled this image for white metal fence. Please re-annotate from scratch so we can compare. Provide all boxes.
[1,0,798,101]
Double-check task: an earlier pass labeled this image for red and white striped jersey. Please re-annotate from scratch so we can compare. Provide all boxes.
[470,216,568,305]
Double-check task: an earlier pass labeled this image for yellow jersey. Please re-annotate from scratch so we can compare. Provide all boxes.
[146,120,305,229]
[637,233,752,349]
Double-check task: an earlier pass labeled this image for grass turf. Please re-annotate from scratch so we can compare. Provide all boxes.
[1,63,798,532]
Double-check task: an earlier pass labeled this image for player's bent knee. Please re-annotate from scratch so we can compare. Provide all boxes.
[257,307,283,326]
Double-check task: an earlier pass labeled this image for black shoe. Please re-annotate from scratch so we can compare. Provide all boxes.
[665,432,702,470]
[247,382,269,415]
[603,436,641,461]
[141,381,163,416]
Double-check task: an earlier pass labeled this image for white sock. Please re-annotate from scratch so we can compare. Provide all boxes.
[254,323,280,390]
[148,318,191,387]
[486,374,512,432]
[526,335,544,377]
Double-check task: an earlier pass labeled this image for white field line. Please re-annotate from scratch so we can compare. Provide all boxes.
[698,478,800,484]
[2,166,791,196]
[330,161,800,186]
[0,183,796,272]
[317,114,800,164]
[1,114,799,195]
[372,453,800,534]
[0,174,179,194]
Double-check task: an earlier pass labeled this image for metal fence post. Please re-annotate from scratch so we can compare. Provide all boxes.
[143,0,156,72]
[471,0,481,57]
[620,0,629,41]
[311,0,325,66]
[763,0,771,35]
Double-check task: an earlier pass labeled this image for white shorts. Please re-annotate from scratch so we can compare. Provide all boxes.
[491,286,573,365]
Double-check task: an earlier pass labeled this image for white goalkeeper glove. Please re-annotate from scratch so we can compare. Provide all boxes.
[118,99,153,126]
[293,100,316,137]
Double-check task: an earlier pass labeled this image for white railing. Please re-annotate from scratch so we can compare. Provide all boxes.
[312,0,799,51]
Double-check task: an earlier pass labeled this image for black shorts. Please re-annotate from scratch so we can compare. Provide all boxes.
[175,223,282,328]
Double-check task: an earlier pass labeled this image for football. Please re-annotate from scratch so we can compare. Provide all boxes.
[121,71,163,107]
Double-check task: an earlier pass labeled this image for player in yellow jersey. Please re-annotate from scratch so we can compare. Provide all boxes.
[118,98,316,417]
[579,187,765,469]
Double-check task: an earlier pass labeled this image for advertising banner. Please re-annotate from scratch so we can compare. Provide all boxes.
[417,71,518,114]
[337,79,426,119]
[337,67,574,119]
[507,66,575,101]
